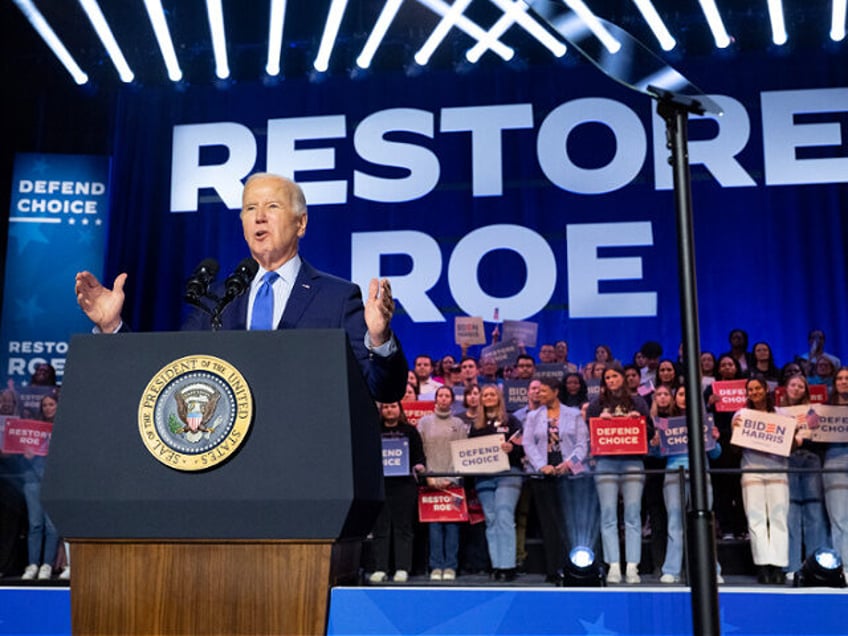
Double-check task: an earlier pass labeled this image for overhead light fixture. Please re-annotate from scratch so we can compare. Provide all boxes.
[794,547,846,588]
[632,0,676,51]
[206,0,229,79]
[314,0,348,73]
[559,546,605,587]
[415,0,513,65]
[562,0,621,54]
[467,0,566,64]
[766,0,788,45]
[265,0,288,76]
[832,0,847,41]
[143,0,183,82]
[356,0,403,69]
[79,0,134,82]
[697,0,732,48]
[13,0,88,85]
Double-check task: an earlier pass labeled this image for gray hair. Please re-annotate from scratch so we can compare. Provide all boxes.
[243,172,307,217]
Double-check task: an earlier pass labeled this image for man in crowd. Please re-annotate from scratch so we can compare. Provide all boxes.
[414,355,443,397]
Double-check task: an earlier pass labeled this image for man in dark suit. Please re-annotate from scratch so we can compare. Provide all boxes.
[74,172,407,403]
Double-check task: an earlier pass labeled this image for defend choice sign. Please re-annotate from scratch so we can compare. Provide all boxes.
[450,435,508,474]
[809,404,848,443]
[590,417,648,455]
[712,380,748,412]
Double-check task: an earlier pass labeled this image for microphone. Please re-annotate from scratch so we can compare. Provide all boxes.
[211,257,259,331]
[223,257,259,301]
[184,258,220,302]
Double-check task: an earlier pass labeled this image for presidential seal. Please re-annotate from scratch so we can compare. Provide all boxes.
[138,354,253,471]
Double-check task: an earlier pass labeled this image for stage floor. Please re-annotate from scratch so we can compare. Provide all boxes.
[2,575,846,636]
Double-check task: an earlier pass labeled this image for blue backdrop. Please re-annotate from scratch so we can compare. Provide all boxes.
[103,49,848,367]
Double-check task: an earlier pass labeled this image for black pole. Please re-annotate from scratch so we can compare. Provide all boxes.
[657,96,721,636]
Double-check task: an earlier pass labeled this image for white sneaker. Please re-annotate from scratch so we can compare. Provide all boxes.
[660,573,679,583]
[625,563,641,584]
[59,566,71,581]
[716,574,725,584]
[442,568,456,581]
[430,569,443,581]
[606,562,622,584]
[37,564,52,580]
[785,571,794,582]
[368,571,387,583]
[22,564,38,580]
[393,570,408,583]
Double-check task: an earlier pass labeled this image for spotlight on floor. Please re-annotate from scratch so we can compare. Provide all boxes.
[794,547,846,588]
[560,546,605,587]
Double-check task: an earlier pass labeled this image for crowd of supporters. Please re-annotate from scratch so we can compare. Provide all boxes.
[367,328,848,585]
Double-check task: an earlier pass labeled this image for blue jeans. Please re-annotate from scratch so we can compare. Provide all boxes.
[662,469,720,577]
[823,446,848,572]
[560,473,600,555]
[22,480,58,566]
[475,472,523,569]
[594,457,644,565]
[428,522,460,571]
[787,449,829,573]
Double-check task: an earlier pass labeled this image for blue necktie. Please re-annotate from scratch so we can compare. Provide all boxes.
[250,271,279,330]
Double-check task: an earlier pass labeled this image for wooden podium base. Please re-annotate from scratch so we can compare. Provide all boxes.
[69,539,360,636]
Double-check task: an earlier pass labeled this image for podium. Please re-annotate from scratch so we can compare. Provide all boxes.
[41,330,384,635]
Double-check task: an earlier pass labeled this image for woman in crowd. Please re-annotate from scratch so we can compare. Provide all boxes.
[732,376,789,584]
[705,354,748,540]
[468,385,524,581]
[20,390,61,580]
[643,385,676,574]
[587,363,651,584]
[402,381,418,403]
[700,352,717,390]
[594,345,614,367]
[656,359,681,391]
[654,386,724,583]
[524,377,595,582]
[369,401,426,583]
[560,372,589,409]
[417,385,468,581]
[456,384,481,428]
[823,367,848,581]
[809,357,837,390]
[433,354,456,384]
[751,341,780,383]
[778,373,829,581]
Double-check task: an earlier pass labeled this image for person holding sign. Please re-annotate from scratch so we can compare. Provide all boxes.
[586,363,651,584]
[417,386,468,582]
[732,376,790,584]
[823,367,848,581]
[524,378,595,583]
[778,373,829,582]
[651,386,723,584]
[467,385,523,582]
[705,354,748,541]
[369,402,426,584]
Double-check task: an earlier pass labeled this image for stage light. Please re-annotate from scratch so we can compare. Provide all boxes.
[314,0,348,73]
[697,0,732,49]
[356,0,403,69]
[206,0,229,80]
[265,0,288,76]
[794,547,847,588]
[562,0,621,54]
[832,0,847,41]
[13,0,88,85]
[80,0,134,82]
[766,0,788,45]
[632,0,676,51]
[466,0,565,65]
[559,546,605,587]
[143,0,183,82]
[416,0,513,64]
